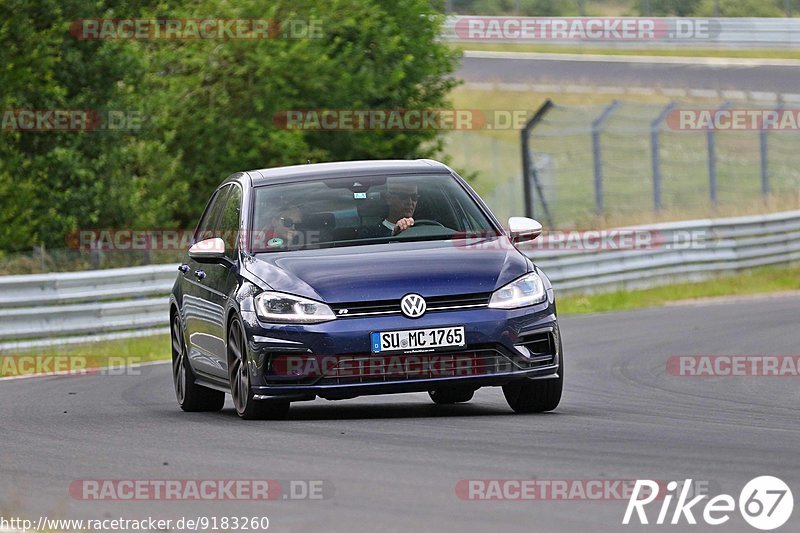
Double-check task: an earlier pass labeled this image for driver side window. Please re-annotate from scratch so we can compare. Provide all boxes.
[219,185,242,259]
[195,186,230,243]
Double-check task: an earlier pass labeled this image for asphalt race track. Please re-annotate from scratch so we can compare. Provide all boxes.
[1,295,798,532]
[457,53,800,94]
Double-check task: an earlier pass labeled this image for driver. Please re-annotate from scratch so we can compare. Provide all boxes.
[377,181,419,236]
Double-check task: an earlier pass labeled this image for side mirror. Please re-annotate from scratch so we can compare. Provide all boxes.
[508,217,543,243]
[188,237,226,263]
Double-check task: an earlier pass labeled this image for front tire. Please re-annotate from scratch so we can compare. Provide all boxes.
[228,316,290,420]
[171,313,225,412]
[503,348,563,413]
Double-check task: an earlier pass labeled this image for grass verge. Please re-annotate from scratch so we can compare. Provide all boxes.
[557,264,800,314]
[0,335,170,378]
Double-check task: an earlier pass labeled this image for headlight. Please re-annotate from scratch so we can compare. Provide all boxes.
[254,291,336,323]
[488,272,546,309]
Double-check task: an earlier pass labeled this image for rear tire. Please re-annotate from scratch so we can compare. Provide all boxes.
[228,316,290,420]
[428,387,475,404]
[503,347,563,413]
[171,313,225,412]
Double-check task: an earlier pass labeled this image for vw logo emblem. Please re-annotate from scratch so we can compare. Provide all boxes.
[400,293,426,318]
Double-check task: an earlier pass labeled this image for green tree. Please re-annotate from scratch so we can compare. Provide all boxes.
[695,0,785,17]
[634,0,703,16]
[138,0,459,227]
[451,0,572,15]
[0,0,459,251]
[0,0,159,251]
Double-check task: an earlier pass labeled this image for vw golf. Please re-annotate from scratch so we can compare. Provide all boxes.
[170,160,563,419]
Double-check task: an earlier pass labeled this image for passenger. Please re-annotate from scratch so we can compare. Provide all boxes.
[263,205,303,248]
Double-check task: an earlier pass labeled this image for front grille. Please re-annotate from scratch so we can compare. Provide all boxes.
[330,293,491,318]
[265,340,558,386]
[313,349,525,385]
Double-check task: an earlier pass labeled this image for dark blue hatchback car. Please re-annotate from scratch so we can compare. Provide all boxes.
[170,160,563,419]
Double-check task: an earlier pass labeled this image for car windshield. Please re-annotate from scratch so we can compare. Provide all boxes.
[250,174,497,252]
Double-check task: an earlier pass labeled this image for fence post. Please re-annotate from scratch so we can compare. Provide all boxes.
[760,102,781,199]
[650,101,678,212]
[759,121,769,198]
[491,136,499,188]
[707,101,732,207]
[463,131,471,167]
[520,99,554,224]
[591,100,621,217]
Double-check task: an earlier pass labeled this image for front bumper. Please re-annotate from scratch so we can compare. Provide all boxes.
[240,297,561,400]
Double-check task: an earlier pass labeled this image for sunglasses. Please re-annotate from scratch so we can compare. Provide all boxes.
[389,192,420,201]
[279,216,302,228]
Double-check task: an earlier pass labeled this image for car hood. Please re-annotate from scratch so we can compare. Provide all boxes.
[245,238,530,303]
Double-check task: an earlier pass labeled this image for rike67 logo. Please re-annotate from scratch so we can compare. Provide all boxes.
[624,476,793,530]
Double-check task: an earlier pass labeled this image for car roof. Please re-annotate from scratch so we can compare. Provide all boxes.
[245,159,452,186]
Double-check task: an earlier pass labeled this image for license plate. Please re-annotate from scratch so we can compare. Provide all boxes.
[371,326,466,354]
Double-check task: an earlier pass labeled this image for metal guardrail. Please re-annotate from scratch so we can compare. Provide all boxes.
[0,210,798,350]
[531,209,800,292]
[0,265,176,350]
[442,17,800,49]
[0,264,177,307]
[0,298,167,341]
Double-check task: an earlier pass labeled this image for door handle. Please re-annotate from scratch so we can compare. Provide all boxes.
[194,270,206,280]
[178,264,190,273]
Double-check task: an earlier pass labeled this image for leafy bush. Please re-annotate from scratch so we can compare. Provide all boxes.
[0,0,458,251]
